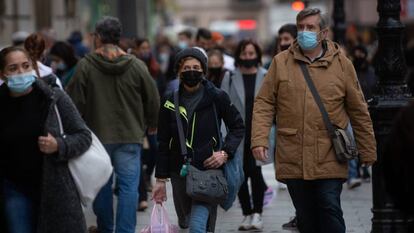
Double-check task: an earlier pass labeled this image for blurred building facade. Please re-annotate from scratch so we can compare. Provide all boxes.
[0,0,151,48]
[1,0,414,48]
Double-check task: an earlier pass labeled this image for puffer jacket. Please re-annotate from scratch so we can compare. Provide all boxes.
[251,39,377,181]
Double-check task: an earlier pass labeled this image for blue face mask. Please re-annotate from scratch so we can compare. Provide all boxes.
[6,71,36,93]
[57,62,67,71]
[178,41,188,50]
[297,31,320,50]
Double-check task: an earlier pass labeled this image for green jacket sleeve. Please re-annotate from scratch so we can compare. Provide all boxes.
[137,61,160,128]
[65,59,88,117]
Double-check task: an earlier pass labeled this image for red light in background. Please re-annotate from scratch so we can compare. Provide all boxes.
[291,1,305,11]
[238,20,257,30]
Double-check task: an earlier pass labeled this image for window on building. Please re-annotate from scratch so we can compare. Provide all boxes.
[65,0,76,18]
[0,0,5,17]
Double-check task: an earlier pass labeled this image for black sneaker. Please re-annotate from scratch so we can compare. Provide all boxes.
[282,216,297,230]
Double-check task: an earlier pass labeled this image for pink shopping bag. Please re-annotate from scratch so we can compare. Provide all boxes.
[140,203,179,233]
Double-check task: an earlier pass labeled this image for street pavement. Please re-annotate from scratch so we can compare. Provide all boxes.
[85,164,373,233]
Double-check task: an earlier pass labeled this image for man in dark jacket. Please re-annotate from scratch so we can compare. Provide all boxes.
[66,16,160,233]
[352,45,377,102]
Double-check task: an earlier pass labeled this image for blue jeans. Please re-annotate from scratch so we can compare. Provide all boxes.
[188,201,212,233]
[348,159,359,180]
[3,180,37,233]
[286,179,345,233]
[93,144,141,233]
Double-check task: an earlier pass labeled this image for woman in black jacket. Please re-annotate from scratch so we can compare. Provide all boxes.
[153,47,244,233]
[0,46,91,233]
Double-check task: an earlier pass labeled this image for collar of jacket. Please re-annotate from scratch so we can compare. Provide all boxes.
[95,44,127,60]
[178,79,219,111]
[290,39,341,68]
[34,79,60,102]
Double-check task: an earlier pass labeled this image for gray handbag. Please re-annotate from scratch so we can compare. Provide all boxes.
[299,62,358,163]
[173,90,228,204]
[185,164,228,204]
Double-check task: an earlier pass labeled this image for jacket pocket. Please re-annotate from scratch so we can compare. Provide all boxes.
[316,130,336,163]
[276,128,300,163]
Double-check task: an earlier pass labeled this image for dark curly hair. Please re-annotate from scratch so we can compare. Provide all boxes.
[234,39,262,67]
[95,16,122,45]
[49,41,78,70]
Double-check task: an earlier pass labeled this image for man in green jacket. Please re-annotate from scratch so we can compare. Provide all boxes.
[66,16,160,233]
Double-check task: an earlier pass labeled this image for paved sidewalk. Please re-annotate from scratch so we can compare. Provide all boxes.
[85,164,373,233]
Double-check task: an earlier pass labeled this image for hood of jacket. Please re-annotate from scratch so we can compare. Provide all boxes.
[289,39,341,67]
[84,52,135,76]
[178,79,221,112]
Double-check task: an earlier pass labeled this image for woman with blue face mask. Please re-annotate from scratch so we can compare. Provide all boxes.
[49,41,78,87]
[0,46,92,233]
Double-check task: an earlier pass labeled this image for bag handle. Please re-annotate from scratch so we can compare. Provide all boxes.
[298,62,336,137]
[173,90,188,156]
[53,104,66,137]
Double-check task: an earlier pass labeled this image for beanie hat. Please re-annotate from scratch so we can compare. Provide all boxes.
[174,47,208,74]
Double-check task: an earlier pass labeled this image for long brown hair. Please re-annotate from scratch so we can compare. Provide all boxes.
[24,33,46,78]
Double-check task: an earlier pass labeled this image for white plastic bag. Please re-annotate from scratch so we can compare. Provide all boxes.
[140,203,179,233]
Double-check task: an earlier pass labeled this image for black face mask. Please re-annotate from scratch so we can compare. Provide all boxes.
[239,58,258,68]
[139,52,151,62]
[208,67,222,77]
[181,70,204,87]
[280,44,290,52]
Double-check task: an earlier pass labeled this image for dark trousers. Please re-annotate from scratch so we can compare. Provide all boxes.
[142,133,157,176]
[170,173,217,232]
[138,133,158,202]
[286,179,345,233]
[138,163,148,202]
[238,147,266,215]
[1,179,9,233]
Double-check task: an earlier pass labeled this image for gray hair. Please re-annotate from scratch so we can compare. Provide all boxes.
[296,8,329,30]
[95,16,122,45]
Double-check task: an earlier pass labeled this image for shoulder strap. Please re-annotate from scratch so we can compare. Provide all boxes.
[173,90,187,156]
[53,104,65,137]
[212,102,222,150]
[298,62,336,137]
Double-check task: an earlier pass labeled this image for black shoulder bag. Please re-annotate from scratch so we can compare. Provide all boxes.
[299,62,358,163]
[173,90,228,204]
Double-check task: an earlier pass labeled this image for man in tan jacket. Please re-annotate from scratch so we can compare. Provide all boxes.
[251,8,376,233]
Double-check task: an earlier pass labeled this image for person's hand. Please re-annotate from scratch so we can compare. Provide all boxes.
[38,133,58,154]
[152,180,167,203]
[204,151,228,169]
[252,146,268,162]
[148,127,157,135]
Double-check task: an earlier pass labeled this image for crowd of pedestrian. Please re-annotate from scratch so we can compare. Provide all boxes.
[3,6,414,233]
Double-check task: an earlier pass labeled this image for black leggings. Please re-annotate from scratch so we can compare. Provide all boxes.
[237,147,266,215]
